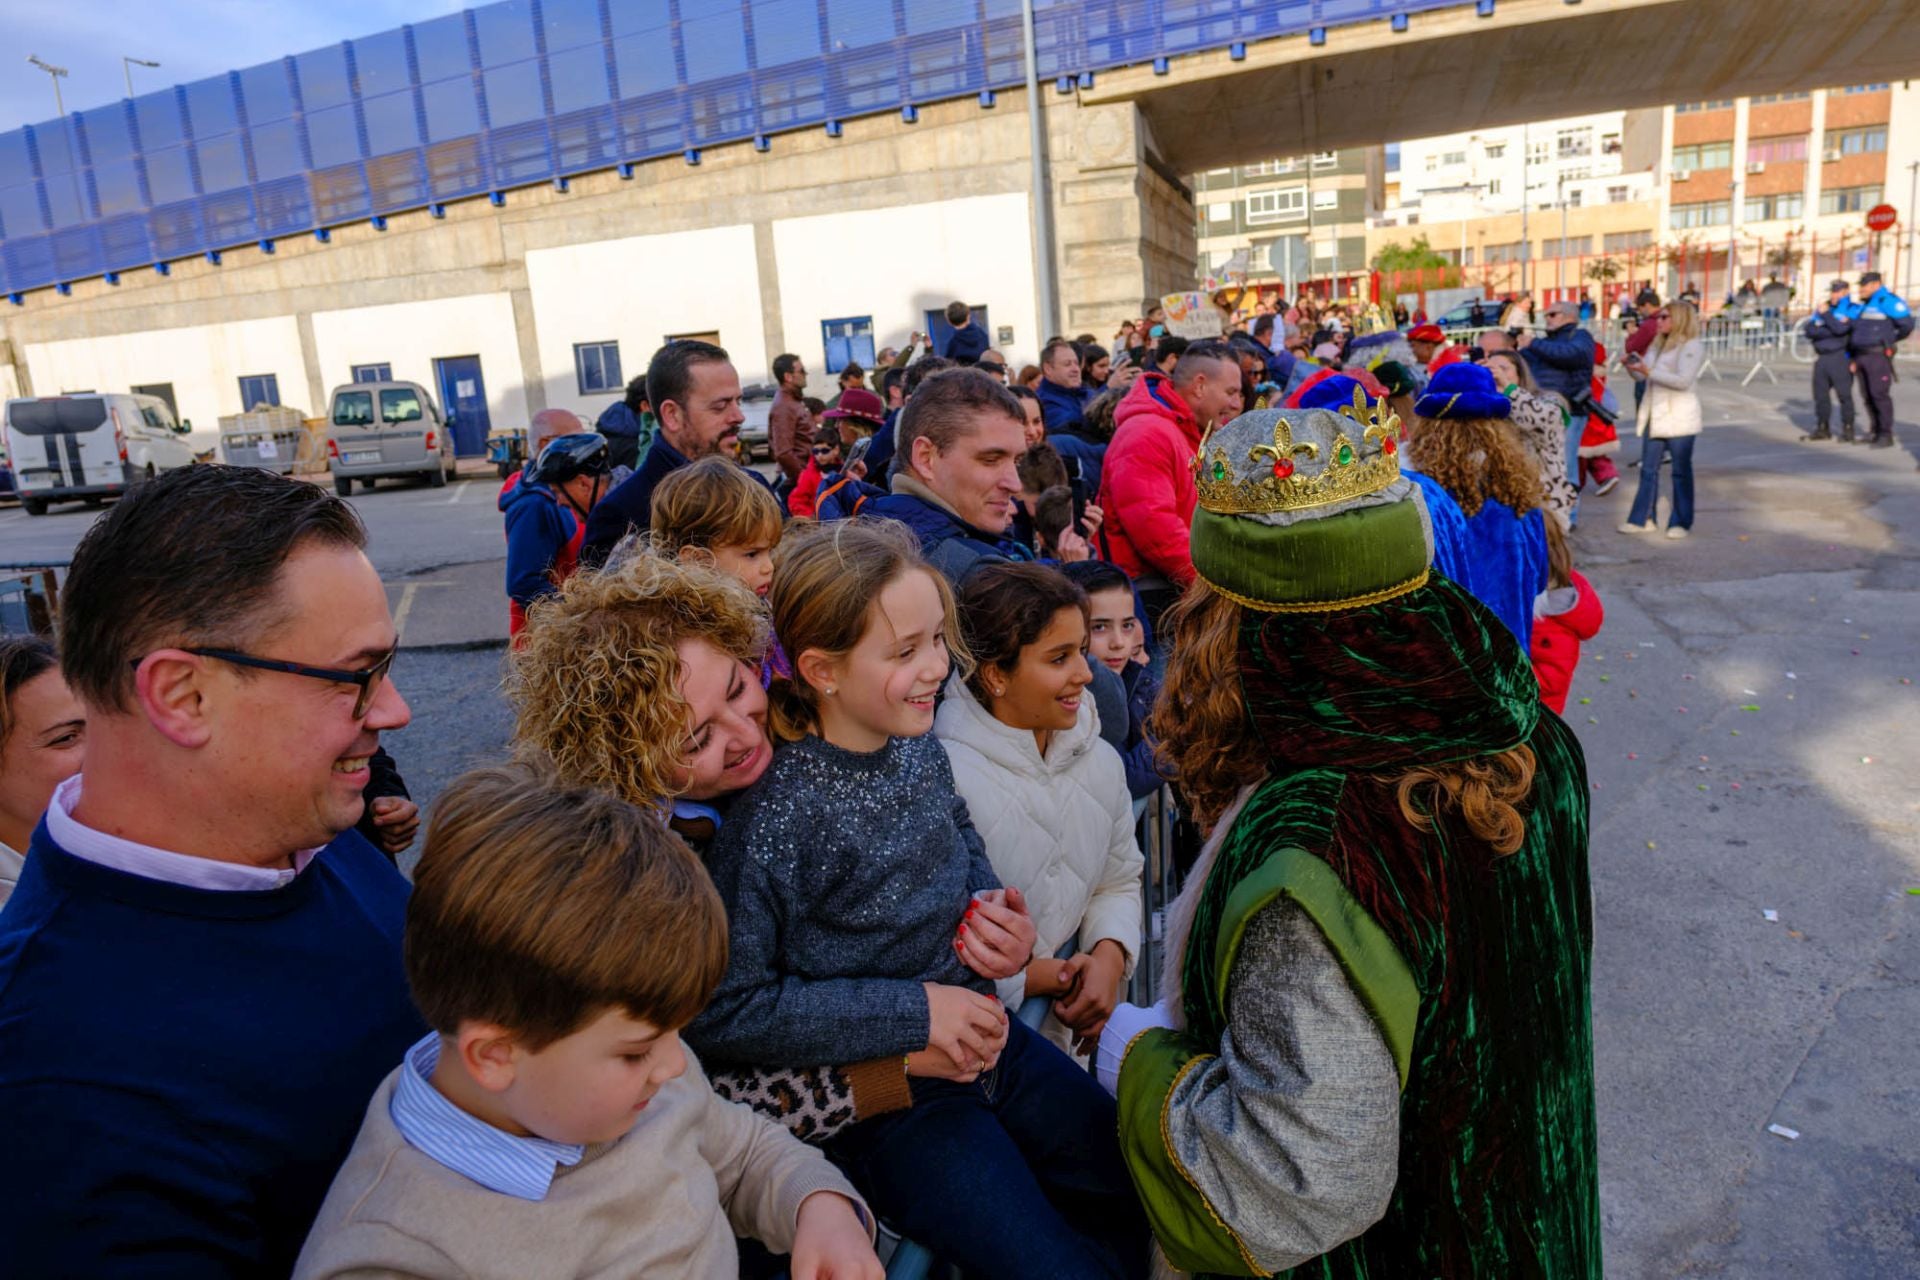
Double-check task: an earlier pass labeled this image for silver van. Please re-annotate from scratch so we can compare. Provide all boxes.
[325,381,455,495]
[2,393,195,516]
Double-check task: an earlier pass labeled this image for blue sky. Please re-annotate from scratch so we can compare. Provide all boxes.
[1,0,468,134]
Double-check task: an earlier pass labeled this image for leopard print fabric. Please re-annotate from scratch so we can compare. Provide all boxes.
[707,1063,860,1144]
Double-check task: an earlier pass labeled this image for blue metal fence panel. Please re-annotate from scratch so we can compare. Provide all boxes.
[0,0,1463,296]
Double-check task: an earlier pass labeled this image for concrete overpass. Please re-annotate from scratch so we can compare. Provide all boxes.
[1088,0,1920,169]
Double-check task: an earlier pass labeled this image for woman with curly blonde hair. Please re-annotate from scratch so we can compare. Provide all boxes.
[507,548,925,1149]
[1100,404,1597,1280]
[1406,361,1551,647]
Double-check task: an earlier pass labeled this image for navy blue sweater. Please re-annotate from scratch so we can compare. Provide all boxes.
[0,825,424,1278]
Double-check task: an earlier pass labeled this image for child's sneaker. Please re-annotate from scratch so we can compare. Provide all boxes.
[1594,476,1619,497]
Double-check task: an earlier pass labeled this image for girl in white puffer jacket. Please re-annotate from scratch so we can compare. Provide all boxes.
[938,563,1144,1056]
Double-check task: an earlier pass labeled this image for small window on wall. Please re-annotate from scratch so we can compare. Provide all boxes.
[821,317,876,375]
[238,374,281,410]
[351,363,392,382]
[574,341,623,394]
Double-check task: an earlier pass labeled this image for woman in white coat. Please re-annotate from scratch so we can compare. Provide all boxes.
[938,562,1143,1056]
[1619,299,1706,539]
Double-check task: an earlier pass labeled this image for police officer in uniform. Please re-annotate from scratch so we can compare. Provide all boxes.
[1847,271,1914,449]
[1802,279,1857,442]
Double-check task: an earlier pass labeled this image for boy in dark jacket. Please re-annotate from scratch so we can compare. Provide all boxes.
[1061,560,1165,799]
[942,300,990,365]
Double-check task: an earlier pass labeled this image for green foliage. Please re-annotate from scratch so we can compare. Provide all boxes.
[1371,235,1453,274]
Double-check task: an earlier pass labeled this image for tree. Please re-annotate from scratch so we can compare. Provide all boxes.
[1371,235,1453,274]
[1584,256,1623,285]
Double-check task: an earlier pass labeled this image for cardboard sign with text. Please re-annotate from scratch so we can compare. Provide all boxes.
[1161,291,1225,340]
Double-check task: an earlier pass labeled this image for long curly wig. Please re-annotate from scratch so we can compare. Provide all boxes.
[1407,414,1542,517]
[1152,578,1536,855]
[507,550,769,813]
[1148,581,1265,832]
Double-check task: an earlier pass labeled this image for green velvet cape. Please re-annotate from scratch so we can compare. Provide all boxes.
[1121,576,1600,1279]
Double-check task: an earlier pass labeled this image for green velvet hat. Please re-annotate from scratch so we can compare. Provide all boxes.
[1190,389,1434,612]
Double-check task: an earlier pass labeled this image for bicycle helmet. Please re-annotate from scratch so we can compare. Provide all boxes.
[530,432,611,485]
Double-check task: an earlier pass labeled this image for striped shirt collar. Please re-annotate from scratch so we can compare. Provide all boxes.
[389,1033,585,1201]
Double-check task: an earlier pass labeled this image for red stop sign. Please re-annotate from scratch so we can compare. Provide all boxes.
[1865,204,1898,232]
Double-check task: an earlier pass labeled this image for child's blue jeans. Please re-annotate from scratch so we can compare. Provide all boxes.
[825,1017,1148,1278]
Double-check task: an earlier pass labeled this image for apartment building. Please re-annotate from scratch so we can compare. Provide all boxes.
[1191,149,1385,293]
[1659,83,1917,300]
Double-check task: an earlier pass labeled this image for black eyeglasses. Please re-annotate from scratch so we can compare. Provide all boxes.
[134,646,397,718]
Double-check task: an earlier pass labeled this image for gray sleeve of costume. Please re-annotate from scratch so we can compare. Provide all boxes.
[1163,899,1402,1273]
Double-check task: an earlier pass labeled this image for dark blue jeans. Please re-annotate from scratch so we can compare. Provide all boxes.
[1626,433,1695,529]
[824,1017,1147,1279]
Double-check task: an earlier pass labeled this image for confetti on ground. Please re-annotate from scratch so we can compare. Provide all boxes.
[1698,784,1708,791]
[1599,675,1611,683]
[1579,697,1592,705]
[1852,650,1861,656]
[1762,909,1779,922]
[1767,1124,1800,1141]
[1903,678,1913,686]
[1676,707,1688,713]
[1740,704,1761,712]
[1587,717,1598,724]
[1682,673,1695,680]
[1786,672,1796,680]
[1730,783,1742,791]
[1731,730,1741,736]
[1700,755,1710,762]
[1737,535,1750,542]
[1742,688,1758,695]
[1627,753,1639,760]
[1861,756,1873,764]
[1907,888,1920,895]
[1646,841,1657,850]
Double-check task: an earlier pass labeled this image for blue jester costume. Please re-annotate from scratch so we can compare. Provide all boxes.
[1102,393,1600,1277]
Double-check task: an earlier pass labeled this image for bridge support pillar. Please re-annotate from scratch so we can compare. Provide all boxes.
[1051,102,1196,340]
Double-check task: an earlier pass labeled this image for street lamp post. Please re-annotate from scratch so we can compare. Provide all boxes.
[123,55,161,99]
[1018,0,1058,343]
[27,54,69,117]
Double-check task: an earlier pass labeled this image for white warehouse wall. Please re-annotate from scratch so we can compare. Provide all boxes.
[525,224,766,418]
[23,316,306,453]
[310,293,529,436]
[772,193,1041,379]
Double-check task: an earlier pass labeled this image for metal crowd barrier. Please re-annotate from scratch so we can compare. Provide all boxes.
[0,563,62,636]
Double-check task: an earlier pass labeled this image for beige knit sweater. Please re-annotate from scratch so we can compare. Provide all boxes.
[293,1051,868,1279]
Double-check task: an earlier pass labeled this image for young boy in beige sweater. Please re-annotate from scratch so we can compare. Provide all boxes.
[293,765,882,1280]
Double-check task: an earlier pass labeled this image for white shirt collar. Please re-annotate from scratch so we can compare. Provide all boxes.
[46,775,319,892]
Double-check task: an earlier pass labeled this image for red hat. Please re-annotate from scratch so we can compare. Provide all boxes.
[1407,323,1446,344]
[822,387,886,427]
[1427,344,1470,375]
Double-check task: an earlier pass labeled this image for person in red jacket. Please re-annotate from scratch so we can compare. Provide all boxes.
[1096,341,1241,628]
[1530,521,1604,714]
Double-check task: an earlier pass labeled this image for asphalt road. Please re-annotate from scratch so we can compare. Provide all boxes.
[3,374,1917,1273]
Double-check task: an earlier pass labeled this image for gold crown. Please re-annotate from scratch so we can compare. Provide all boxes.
[1193,388,1403,516]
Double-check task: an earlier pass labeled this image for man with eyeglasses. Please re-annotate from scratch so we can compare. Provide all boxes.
[1520,298,1598,520]
[0,466,425,1276]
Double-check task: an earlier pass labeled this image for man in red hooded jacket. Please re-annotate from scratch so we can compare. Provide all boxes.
[1097,340,1241,625]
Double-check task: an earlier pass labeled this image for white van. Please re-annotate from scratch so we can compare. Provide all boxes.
[2,393,196,516]
[325,381,455,495]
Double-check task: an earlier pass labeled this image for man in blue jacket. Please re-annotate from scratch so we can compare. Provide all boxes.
[1519,298,1596,516]
[1846,271,1914,448]
[0,465,424,1277]
[1035,337,1093,434]
[581,339,746,565]
[1802,278,1858,442]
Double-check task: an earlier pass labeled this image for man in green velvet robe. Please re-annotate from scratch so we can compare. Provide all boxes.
[1096,394,1600,1278]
